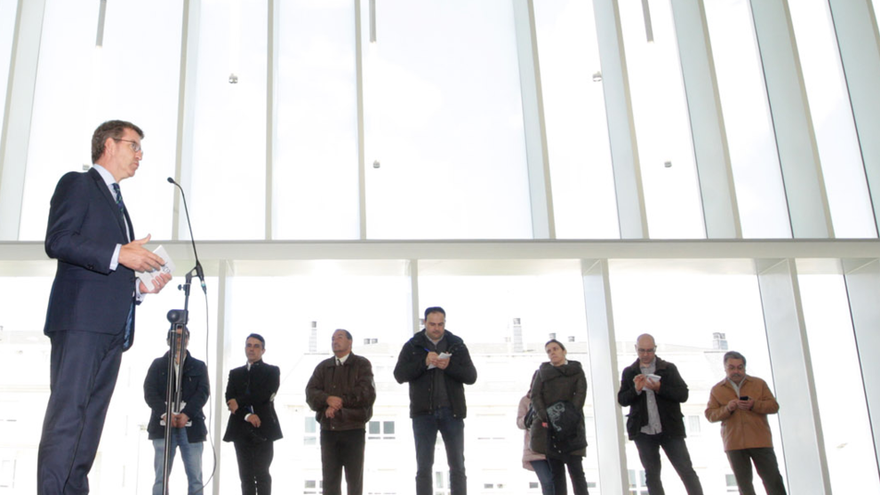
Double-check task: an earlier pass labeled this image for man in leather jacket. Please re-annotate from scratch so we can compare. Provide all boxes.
[306,329,376,495]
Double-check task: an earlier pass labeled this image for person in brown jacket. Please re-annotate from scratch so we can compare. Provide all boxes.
[306,329,376,495]
[705,351,787,495]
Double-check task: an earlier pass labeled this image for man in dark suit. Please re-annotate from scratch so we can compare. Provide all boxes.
[38,120,172,495]
[224,333,283,495]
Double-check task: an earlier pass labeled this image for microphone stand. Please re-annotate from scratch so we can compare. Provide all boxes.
[161,177,206,495]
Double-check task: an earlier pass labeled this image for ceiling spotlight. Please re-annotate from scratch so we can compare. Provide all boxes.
[592,71,603,82]
[229,73,239,84]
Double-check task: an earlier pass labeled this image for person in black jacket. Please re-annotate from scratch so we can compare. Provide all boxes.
[618,334,703,495]
[531,339,589,495]
[393,307,477,495]
[223,334,283,495]
[306,329,376,495]
[144,326,209,495]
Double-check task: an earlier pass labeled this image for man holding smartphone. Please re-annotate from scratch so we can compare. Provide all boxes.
[706,351,787,495]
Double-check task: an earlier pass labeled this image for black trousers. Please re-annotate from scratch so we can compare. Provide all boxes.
[634,432,703,495]
[321,428,366,495]
[726,448,787,495]
[233,439,274,495]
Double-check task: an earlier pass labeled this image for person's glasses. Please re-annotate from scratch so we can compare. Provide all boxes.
[114,138,142,153]
[636,347,656,354]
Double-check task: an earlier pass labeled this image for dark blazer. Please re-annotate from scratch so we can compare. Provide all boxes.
[223,360,283,443]
[393,329,477,419]
[305,353,376,431]
[144,350,210,443]
[44,167,137,345]
[617,357,690,440]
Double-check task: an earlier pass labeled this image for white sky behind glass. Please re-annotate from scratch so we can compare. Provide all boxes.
[274,0,359,240]
[416,262,588,347]
[619,0,705,239]
[703,0,791,239]
[0,0,15,129]
[533,0,620,239]
[362,0,532,239]
[18,0,180,241]
[788,0,877,239]
[797,260,880,494]
[190,0,267,240]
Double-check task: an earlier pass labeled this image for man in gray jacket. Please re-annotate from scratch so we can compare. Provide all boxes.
[306,329,376,495]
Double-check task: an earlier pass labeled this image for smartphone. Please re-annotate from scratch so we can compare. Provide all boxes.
[739,396,749,401]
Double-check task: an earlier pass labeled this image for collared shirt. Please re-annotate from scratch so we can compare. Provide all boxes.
[639,358,662,435]
[728,376,746,397]
[92,164,127,269]
[336,353,350,366]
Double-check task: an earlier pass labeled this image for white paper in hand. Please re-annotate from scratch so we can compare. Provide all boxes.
[136,245,174,291]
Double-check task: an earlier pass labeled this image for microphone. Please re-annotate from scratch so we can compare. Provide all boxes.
[167,177,206,293]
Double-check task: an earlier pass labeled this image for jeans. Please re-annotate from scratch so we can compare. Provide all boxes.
[634,433,703,495]
[726,448,787,495]
[321,428,366,495]
[152,428,204,495]
[412,407,466,495]
[548,456,589,495]
[531,459,554,495]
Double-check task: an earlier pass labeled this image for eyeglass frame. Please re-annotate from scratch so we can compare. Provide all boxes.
[113,138,142,153]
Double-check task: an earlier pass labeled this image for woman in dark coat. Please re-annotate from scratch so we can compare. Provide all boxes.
[530,339,589,495]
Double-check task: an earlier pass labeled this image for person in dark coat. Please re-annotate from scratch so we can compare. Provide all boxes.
[223,333,283,495]
[144,326,209,495]
[393,306,477,495]
[530,339,589,495]
[618,334,703,495]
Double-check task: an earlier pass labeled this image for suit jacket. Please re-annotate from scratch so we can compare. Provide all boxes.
[44,167,137,346]
[144,350,210,443]
[223,360,283,443]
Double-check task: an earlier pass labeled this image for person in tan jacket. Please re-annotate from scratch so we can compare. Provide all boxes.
[705,351,787,495]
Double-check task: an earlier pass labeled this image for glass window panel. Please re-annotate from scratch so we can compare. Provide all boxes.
[619,0,705,239]
[19,0,101,241]
[0,0,16,128]
[703,0,791,239]
[533,0,619,239]
[608,259,785,492]
[274,0,359,240]
[362,0,532,239]
[190,0,267,240]
[797,259,880,494]
[788,0,877,239]
[19,0,181,241]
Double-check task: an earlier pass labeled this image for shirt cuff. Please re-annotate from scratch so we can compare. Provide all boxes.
[110,244,121,270]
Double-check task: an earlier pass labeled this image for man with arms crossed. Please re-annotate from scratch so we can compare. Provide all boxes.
[394,307,477,495]
[306,329,376,495]
[618,333,704,495]
[705,351,787,495]
[39,120,171,494]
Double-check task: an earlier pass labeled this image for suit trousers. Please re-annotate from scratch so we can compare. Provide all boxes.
[233,439,274,495]
[38,330,124,495]
[726,448,787,495]
[320,428,366,495]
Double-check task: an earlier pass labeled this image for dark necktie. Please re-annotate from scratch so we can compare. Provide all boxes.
[336,358,342,366]
[111,183,125,213]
